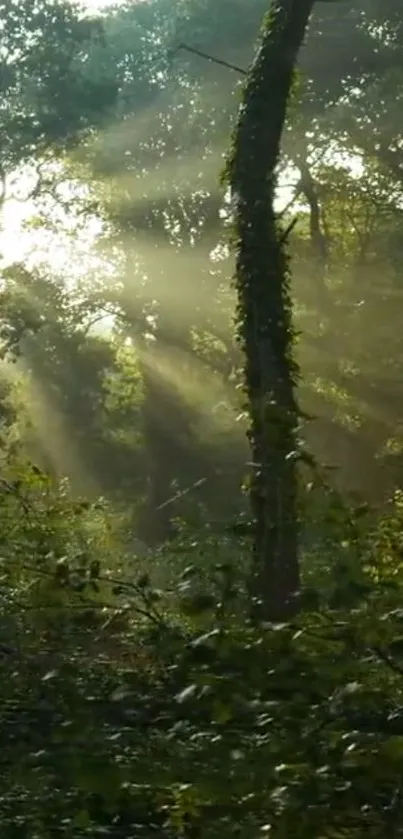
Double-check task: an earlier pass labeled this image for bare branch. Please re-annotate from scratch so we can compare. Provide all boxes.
[280,216,299,242]
[371,645,403,677]
[176,43,247,76]
[298,159,329,264]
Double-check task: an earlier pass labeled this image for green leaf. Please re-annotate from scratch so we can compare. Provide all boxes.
[192,629,221,647]
[212,701,233,724]
[387,638,403,656]
[180,593,216,616]
[176,684,198,704]
[379,736,403,763]
[42,670,59,682]
[73,809,91,829]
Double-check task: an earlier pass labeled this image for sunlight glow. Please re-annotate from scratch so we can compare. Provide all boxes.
[77,0,123,11]
[15,362,101,497]
[138,339,240,438]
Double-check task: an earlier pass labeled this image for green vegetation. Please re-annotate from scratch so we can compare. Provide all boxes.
[2,0,403,836]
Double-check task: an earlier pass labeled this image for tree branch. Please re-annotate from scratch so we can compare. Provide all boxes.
[176,43,247,76]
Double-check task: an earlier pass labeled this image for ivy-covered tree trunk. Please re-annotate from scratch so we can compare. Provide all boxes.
[227,0,316,620]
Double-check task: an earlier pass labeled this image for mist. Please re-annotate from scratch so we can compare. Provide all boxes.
[1,0,402,538]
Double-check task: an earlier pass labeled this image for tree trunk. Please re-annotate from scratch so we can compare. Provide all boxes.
[227,0,315,620]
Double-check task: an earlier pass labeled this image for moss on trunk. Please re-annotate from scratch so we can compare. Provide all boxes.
[226,0,316,620]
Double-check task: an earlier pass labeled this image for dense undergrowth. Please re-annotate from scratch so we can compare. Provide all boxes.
[2,457,403,838]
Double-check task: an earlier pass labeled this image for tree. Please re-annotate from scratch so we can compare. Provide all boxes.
[0,0,118,213]
[226,0,316,620]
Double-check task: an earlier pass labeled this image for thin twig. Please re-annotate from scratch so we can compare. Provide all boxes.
[371,645,403,677]
[155,477,207,512]
[280,216,299,242]
[176,43,247,76]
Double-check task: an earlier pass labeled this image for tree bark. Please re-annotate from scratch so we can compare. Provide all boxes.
[227,0,316,620]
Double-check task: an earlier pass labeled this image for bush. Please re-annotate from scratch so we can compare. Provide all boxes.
[2,459,403,837]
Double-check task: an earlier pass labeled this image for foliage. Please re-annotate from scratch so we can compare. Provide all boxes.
[2,460,403,838]
[2,0,403,835]
[0,0,117,176]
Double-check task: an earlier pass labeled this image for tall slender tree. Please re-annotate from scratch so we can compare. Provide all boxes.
[226,0,316,620]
